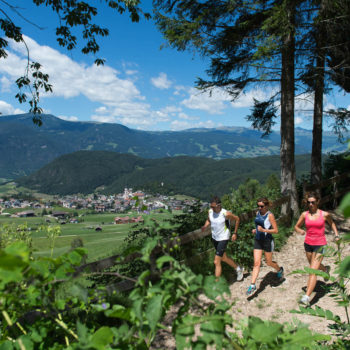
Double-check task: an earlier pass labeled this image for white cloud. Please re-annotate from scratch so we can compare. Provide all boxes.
[0,100,25,115]
[295,93,314,116]
[295,116,303,125]
[125,69,138,75]
[174,85,186,96]
[58,115,79,121]
[170,119,216,130]
[230,87,277,108]
[151,72,172,89]
[1,36,153,126]
[178,112,199,120]
[0,77,12,92]
[171,120,192,130]
[181,87,231,114]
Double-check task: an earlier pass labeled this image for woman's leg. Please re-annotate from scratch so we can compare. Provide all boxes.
[306,251,326,272]
[251,249,263,284]
[221,252,238,269]
[306,252,324,296]
[264,251,280,271]
[214,255,223,278]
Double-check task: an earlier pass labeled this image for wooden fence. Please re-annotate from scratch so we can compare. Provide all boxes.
[75,171,349,293]
[303,171,350,208]
[75,195,291,292]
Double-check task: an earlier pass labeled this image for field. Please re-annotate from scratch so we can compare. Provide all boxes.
[0,209,176,262]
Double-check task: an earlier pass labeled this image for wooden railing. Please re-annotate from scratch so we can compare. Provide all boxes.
[75,171,349,293]
[75,195,291,292]
[303,171,350,207]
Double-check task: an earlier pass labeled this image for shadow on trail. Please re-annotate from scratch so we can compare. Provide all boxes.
[247,271,285,301]
[301,280,336,306]
[226,272,250,284]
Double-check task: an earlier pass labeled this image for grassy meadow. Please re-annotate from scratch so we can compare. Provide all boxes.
[0,209,177,262]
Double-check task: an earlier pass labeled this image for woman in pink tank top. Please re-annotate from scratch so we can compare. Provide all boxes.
[294,192,340,306]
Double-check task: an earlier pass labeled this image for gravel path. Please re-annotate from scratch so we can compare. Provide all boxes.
[152,211,350,348]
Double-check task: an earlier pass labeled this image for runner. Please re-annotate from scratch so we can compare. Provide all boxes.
[246,197,284,296]
[201,196,243,281]
[294,191,340,306]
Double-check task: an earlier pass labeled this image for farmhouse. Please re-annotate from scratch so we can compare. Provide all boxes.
[114,216,144,224]
[16,210,36,217]
[52,211,68,218]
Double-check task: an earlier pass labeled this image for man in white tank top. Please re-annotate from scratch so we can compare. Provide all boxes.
[202,196,244,281]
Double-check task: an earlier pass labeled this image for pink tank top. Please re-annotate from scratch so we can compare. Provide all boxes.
[304,210,327,246]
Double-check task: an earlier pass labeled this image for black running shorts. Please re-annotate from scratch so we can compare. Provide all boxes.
[254,238,274,252]
[304,242,326,254]
[212,239,229,257]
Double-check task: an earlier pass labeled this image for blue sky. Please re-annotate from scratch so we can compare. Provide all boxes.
[0,1,349,131]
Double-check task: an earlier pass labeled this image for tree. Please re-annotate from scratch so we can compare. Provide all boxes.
[298,0,350,185]
[154,0,350,215]
[154,0,301,216]
[0,0,149,124]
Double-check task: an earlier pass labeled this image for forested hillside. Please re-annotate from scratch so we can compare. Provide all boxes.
[17,151,312,198]
[1,113,345,179]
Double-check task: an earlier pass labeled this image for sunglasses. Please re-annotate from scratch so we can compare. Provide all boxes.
[257,205,265,208]
[307,201,316,205]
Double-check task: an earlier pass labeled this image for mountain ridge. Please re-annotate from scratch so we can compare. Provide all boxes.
[0,113,346,179]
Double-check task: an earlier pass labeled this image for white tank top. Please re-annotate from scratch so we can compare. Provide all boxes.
[209,208,230,241]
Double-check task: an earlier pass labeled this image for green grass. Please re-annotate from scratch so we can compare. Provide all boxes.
[0,210,178,262]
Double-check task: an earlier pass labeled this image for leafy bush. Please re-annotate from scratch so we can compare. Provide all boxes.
[0,237,335,349]
[0,223,32,249]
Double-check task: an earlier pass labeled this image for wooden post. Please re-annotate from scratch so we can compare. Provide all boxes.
[302,181,307,199]
[333,170,339,209]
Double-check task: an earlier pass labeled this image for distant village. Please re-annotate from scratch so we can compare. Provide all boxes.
[0,188,204,222]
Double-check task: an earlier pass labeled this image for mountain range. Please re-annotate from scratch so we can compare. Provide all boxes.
[0,113,346,179]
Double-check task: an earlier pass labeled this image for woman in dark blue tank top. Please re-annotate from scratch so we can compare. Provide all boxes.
[246,197,284,296]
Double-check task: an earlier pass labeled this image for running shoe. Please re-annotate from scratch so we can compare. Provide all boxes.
[277,266,284,280]
[236,267,244,281]
[246,284,256,296]
[299,294,310,307]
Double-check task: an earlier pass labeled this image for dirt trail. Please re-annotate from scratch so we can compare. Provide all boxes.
[152,211,350,348]
[226,210,350,335]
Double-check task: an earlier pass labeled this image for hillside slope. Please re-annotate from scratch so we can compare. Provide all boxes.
[17,150,312,198]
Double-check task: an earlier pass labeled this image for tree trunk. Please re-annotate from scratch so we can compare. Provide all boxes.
[311,2,326,187]
[280,1,299,219]
[311,52,325,186]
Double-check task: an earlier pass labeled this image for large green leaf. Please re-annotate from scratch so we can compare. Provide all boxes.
[0,341,14,350]
[0,268,23,284]
[339,192,350,218]
[174,314,197,350]
[105,305,132,321]
[156,255,175,269]
[145,294,163,331]
[198,319,225,348]
[66,250,83,265]
[338,256,350,277]
[203,276,229,300]
[250,321,282,343]
[141,237,159,263]
[91,327,114,350]
[4,242,30,261]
